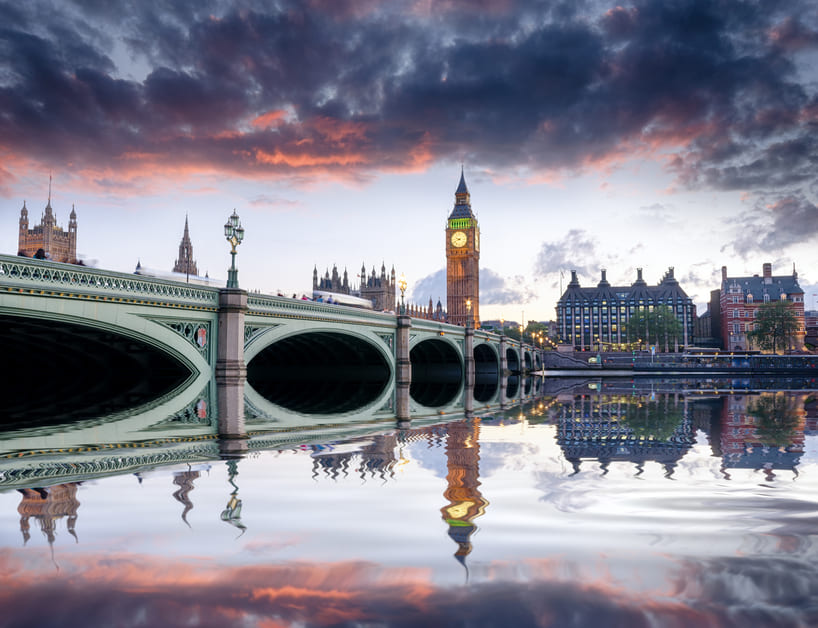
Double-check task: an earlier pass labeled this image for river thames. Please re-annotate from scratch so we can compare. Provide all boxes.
[1,376,816,627]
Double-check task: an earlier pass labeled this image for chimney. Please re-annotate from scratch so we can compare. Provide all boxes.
[721,266,727,282]
[762,262,772,278]
[637,268,643,281]
[569,270,580,286]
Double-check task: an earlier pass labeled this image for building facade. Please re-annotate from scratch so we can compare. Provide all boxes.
[17,188,77,263]
[717,263,805,352]
[312,262,396,311]
[556,267,695,351]
[446,169,480,327]
[172,216,198,276]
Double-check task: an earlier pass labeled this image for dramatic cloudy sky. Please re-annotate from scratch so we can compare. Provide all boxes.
[2,0,817,321]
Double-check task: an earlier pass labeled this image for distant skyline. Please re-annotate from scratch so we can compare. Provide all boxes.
[2,0,817,321]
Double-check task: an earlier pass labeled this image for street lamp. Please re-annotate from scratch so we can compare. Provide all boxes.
[466,298,472,328]
[224,209,244,289]
[500,317,505,336]
[519,324,524,357]
[398,273,408,315]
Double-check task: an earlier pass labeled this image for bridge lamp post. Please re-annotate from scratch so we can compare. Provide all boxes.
[500,317,504,336]
[398,274,407,315]
[224,210,245,289]
[466,298,472,328]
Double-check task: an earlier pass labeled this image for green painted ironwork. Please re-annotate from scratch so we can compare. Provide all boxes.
[448,218,474,229]
[0,254,220,309]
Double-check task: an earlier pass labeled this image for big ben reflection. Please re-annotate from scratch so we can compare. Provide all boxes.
[440,417,489,569]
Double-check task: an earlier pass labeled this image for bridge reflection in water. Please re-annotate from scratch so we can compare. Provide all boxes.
[0,376,818,626]
[1,377,816,626]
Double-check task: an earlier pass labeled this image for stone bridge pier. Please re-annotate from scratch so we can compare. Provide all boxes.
[216,287,247,439]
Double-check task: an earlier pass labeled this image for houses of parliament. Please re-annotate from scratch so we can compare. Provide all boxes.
[17,179,78,263]
[15,170,483,326]
[310,169,481,324]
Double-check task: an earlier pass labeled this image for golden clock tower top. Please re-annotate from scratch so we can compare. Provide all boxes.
[446,168,480,327]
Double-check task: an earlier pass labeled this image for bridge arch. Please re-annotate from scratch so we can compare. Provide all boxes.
[409,337,463,408]
[245,323,393,415]
[473,341,499,403]
[0,310,206,427]
[506,346,520,373]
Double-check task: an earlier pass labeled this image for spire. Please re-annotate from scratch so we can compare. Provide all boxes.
[449,167,475,221]
[172,215,198,276]
[456,165,468,195]
[43,173,54,221]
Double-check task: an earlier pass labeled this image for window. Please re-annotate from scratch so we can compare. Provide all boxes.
[763,294,770,303]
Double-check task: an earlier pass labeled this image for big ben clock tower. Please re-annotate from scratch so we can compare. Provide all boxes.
[446,168,480,327]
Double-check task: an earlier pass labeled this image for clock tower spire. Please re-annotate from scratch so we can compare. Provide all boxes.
[446,168,480,327]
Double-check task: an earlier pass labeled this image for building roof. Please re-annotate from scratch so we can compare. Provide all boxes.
[558,267,692,305]
[722,274,803,300]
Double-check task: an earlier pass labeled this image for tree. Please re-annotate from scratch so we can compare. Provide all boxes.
[747,300,799,354]
[748,393,802,448]
[621,396,686,441]
[623,306,684,352]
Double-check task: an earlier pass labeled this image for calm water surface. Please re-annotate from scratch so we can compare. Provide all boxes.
[1,378,817,627]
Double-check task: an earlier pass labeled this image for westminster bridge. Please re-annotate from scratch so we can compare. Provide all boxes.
[0,254,543,445]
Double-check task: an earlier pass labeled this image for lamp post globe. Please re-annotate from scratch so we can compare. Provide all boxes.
[398,274,408,315]
[225,209,244,289]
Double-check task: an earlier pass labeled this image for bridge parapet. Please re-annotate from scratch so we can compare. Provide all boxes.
[247,292,399,327]
[0,254,220,309]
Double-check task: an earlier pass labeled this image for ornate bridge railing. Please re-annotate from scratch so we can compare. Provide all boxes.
[0,254,220,310]
[247,293,400,327]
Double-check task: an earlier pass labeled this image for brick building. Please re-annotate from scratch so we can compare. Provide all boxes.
[717,263,805,352]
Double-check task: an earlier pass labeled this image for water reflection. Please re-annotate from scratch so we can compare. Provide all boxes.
[440,418,488,570]
[555,393,694,476]
[1,378,817,627]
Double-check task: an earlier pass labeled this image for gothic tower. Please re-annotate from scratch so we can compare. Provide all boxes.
[446,168,480,327]
[440,417,488,568]
[173,215,198,276]
[17,176,78,263]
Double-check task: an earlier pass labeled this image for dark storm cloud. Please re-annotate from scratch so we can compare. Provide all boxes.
[1,0,818,208]
[727,193,818,258]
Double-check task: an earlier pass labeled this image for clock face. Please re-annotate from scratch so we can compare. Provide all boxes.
[451,231,467,247]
